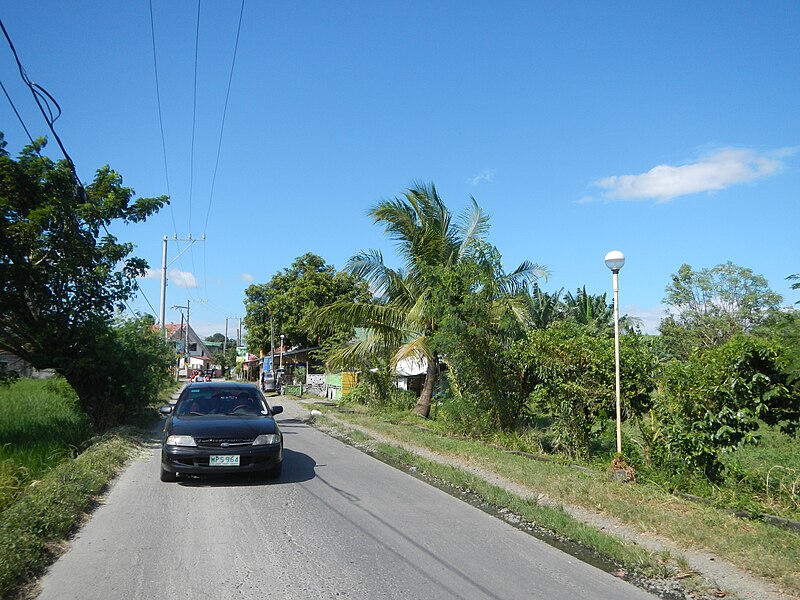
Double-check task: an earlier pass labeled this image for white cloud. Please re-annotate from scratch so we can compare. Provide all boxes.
[142,268,161,280]
[593,147,796,202]
[241,273,255,283]
[623,305,666,335]
[168,269,198,289]
[467,169,496,186]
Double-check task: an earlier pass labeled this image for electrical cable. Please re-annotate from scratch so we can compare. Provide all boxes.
[202,0,245,235]
[147,0,179,236]
[0,17,85,199]
[188,0,201,236]
[187,1,201,303]
[123,300,139,320]
[0,77,38,148]
[198,0,245,306]
[137,284,160,319]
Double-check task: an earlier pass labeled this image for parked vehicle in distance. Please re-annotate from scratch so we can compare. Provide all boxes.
[159,382,283,482]
[261,371,277,393]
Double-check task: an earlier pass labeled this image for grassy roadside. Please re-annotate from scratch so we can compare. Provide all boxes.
[0,430,143,599]
[315,407,800,597]
[0,378,177,599]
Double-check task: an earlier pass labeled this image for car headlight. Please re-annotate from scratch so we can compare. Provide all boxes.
[253,433,281,445]
[166,435,196,447]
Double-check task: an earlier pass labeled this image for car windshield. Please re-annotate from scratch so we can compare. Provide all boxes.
[175,388,266,416]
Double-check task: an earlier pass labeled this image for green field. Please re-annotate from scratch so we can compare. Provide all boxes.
[0,378,93,512]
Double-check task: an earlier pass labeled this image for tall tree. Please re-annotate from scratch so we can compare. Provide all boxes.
[0,135,168,426]
[660,262,782,358]
[243,253,370,354]
[317,183,546,418]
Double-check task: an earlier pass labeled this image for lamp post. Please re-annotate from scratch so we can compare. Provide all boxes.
[604,250,625,455]
[279,334,285,369]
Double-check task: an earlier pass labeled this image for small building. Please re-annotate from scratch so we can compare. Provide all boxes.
[0,351,55,379]
[163,323,213,375]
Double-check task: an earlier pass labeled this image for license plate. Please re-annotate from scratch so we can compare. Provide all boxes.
[209,455,240,467]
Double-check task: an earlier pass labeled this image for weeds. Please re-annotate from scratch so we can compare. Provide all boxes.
[0,432,138,598]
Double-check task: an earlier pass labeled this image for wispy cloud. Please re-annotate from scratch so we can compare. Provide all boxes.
[593,147,797,202]
[142,268,197,289]
[467,169,496,186]
[168,269,198,289]
[624,305,666,335]
[241,273,254,283]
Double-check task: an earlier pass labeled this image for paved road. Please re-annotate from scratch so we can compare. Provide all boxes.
[36,397,656,599]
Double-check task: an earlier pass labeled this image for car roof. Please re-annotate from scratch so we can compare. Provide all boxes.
[184,381,256,391]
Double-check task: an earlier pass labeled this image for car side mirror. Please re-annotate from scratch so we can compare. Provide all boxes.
[159,405,173,415]
[271,405,283,415]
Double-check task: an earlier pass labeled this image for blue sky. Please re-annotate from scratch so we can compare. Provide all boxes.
[2,2,798,339]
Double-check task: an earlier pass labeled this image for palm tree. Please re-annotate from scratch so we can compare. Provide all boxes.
[523,283,565,329]
[318,183,546,417]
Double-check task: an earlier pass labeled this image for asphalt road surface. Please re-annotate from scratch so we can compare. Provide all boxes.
[36,397,657,600]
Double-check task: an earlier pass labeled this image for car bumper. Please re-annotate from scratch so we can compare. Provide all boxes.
[161,444,283,475]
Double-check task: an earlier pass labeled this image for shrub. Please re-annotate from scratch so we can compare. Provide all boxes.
[649,335,799,480]
[515,321,657,460]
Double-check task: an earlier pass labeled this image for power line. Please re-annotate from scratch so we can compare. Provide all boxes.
[0,17,84,198]
[202,0,245,234]
[188,0,201,237]
[137,284,160,318]
[187,0,202,305]
[147,0,178,236]
[0,77,37,147]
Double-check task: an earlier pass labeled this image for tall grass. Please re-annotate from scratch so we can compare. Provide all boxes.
[0,378,93,512]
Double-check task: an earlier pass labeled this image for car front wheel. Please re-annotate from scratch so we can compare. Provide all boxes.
[160,466,177,482]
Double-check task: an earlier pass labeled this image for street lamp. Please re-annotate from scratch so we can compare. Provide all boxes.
[604,250,625,455]
[279,334,285,369]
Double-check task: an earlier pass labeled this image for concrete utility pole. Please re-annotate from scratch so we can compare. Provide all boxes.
[172,302,189,379]
[159,234,205,338]
[185,300,190,361]
[270,316,275,375]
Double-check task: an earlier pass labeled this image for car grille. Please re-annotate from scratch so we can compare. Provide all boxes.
[194,437,255,448]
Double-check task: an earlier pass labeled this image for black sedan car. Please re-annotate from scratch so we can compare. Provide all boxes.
[159,382,283,482]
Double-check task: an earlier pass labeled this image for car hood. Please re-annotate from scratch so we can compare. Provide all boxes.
[168,415,280,438]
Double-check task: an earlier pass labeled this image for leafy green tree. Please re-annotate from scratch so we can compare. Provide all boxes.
[86,314,175,427]
[788,273,800,303]
[317,183,546,418]
[429,253,540,430]
[515,321,656,459]
[756,309,800,380]
[243,253,370,354]
[660,262,782,359]
[522,284,565,329]
[0,135,168,427]
[521,284,640,333]
[651,335,799,480]
[563,286,613,331]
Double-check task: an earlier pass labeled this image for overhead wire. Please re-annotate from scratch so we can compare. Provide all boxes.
[187,0,201,303]
[147,2,246,325]
[188,0,201,236]
[0,77,38,148]
[148,1,196,319]
[0,17,85,199]
[202,0,245,235]
[138,283,160,317]
[201,0,245,301]
[147,0,179,236]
